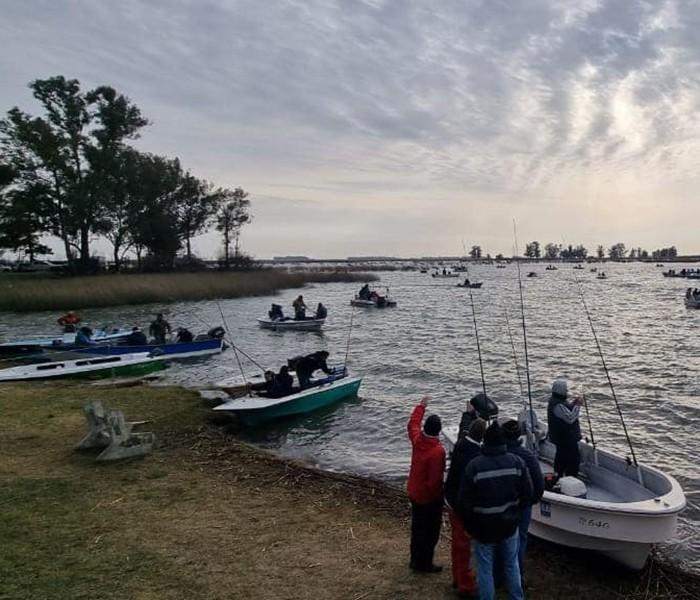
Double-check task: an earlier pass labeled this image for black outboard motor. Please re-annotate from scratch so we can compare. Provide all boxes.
[471,392,499,420]
[269,303,284,320]
[207,326,226,340]
[376,296,387,308]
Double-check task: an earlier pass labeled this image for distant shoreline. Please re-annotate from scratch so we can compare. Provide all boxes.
[0,270,377,313]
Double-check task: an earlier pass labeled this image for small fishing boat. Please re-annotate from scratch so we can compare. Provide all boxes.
[685,295,700,309]
[527,272,538,278]
[545,265,558,271]
[496,264,507,269]
[597,273,608,279]
[76,338,225,359]
[350,289,397,308]
[432,271,459,278]
[0,352,166,382]
[573,265,584,270]
[456,282,483,289]
[443,417,685,570]
[257,318,325,331]
[0,327,132,356]
[213,372,362,425]
[590,267,598,273]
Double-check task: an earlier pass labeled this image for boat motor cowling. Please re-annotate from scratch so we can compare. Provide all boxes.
[471,393,498,420]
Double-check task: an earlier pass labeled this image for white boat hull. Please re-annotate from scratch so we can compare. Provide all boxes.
[257,318,325,331]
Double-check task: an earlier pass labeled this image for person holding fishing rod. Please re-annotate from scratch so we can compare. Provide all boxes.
[547,378,584,477]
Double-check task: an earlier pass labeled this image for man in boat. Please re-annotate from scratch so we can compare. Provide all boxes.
[175,327,194,343]
[268,365,294,398]
[444,417,486,597]
[502,419,545,587]
[75,326,96,346]
[57,311,81,332]
[407,396,445,574]
[315,303,327,320]
[547,378,583,477]
[294,350,332,388]
[292,295,307,320]
[462,277,470,287]
[358,284,371,300]
[269,303,284,321]
[149,313,171,345]
[124,327,148,346]
[457,421,532,600]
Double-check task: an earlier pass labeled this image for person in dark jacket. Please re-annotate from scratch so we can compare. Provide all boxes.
[458,421,532,600]
[547,378,583,477]
[445,417,487,597]
[75,326,95,346]
[502,419,545,583]
[294,351,332,388]
[268,365,294,398]
[458,392,498,440]
[149,313,171,345]
[315,303,327,320]
[407,397,446,573]
[124,327,148,346]
[175,327,194,343]
[292,295,307,320]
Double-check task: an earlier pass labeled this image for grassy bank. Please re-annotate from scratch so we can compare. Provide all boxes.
[1,382,698,600]
[0,270,377,312]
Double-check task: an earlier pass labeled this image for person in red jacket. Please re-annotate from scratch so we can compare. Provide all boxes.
[407,396,446,573]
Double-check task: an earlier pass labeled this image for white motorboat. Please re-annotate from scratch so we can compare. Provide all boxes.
[443,419,685,570]
[257,318,325,331]
[431,271,459,278]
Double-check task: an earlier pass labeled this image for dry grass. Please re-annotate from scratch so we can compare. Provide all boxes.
[0,270,377,312]
[1,382,698,600]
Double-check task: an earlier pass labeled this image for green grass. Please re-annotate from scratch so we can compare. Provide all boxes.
[0,270,377,312]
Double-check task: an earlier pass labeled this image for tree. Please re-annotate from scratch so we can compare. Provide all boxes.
[544,243,561,260]
[469,245,482,259]
[0,76,147,272]
[608,243,627,261]
[524,241,540,259]
[596,245,605,259]
[216,187,251,269]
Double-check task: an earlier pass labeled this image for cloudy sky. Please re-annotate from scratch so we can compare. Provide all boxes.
[2,0,699,258]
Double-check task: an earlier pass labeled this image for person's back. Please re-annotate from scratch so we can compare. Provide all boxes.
[125,328,148,346]
[176,328,193,343]
[75,327,95,346]
[315,303,327,320]
[547,378,582,476]
[269,366,294,397]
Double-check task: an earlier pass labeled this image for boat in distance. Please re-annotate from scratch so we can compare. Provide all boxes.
[257,318,325,331]
[213,374,362,425]
[443,425,685,570]
[456,282,483,289]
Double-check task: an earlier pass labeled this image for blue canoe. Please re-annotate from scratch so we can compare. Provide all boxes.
[76,338,226,359]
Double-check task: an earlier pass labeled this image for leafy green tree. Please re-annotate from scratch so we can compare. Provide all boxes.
[216,187,251,269]
[544,243,561,260]
[596,245,605,259]
[524,241,540,259]
[608,243,627,261]
[469,245,482,259]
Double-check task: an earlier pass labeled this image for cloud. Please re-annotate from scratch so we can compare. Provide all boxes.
[1,0,700,257]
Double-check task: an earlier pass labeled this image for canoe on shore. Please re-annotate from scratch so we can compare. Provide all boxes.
[0,352,167,382]
[443,423,685,570]
[257,318,325,331]
[213,374,362,425]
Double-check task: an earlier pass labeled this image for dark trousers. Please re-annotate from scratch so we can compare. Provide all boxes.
[410,499,443,570]
[554,438,580,477]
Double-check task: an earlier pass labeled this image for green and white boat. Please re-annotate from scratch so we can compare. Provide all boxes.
[213,375,362,425]
[0,352,167,382]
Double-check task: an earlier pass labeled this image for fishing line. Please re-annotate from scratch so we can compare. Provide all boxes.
[342,305,356,370]
[502,305,524,398]
[462,241,487,397]
[215,299,251,396]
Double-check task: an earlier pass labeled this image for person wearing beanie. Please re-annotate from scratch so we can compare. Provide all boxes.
[501,419,545,587]
[406,396,446,573]
[445,417,487,597]
[458,421,533,600]
[547,377,583,477]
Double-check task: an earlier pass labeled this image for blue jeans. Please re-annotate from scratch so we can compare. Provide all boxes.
[474,531,523,600]
[518,506,532,572]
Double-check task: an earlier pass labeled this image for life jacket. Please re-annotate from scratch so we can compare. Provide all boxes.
[547,394,581,444]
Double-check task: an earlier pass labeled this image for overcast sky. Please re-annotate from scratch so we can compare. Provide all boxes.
[2,0,699,258]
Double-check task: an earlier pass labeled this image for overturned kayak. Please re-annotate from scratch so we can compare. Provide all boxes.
[0,352,167,382]
[213,374,362,425]
[443,425,685,570]
[257,318,325,331]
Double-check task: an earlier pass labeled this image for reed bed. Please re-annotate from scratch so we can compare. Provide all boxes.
[0,270,377,312]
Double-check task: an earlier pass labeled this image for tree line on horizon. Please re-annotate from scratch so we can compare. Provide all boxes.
[0,76,251,273]
[466,242,679,261]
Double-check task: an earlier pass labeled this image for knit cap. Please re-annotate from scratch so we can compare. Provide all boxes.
[423,414,442,436]
[483,421,505,446]
[552,378,568,398]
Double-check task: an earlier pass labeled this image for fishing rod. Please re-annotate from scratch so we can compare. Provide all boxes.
[580,384,596,451]
[573,275,637,466]
[503,306,524,397]
[462,241,487,397]
[215,299,252,397]
[512,220,535,438]
[342,306,356,371]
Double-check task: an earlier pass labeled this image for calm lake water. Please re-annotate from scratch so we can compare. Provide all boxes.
[1,264,698,570]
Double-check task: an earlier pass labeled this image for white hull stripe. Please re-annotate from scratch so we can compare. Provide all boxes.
[473,468,521,481]
[473,500,520,514]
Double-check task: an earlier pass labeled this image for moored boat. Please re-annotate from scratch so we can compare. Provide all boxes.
[0,352,167,382]
[76,338,225,359]
[431,271,459,278]
[257,318,325,331]
[350,289,396,308]
[442,419,685,570]
[0,327,132,356]
[213,373,362,425]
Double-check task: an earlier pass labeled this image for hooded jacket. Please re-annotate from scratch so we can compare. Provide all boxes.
[407,404,446,505]
[445,436,481,510]
[506,439,545,504]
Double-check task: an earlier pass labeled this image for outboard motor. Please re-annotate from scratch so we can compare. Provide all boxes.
[471,393,499,420]
[207,326,226,340]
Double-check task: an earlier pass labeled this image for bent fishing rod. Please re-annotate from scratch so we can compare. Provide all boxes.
[342,305,356,371]
[462,241,488,397]
[512,220,535,437]
[214,299,252,397]
[502,306,524,398]
[572,273,637,466]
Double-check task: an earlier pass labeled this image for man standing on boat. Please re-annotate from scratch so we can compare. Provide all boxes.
[292,295,307,320]
[407,396,445,574]
[294,350,332,388]
[547,378,583,477]
[458,421,532,600]
[149,313,171,345]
